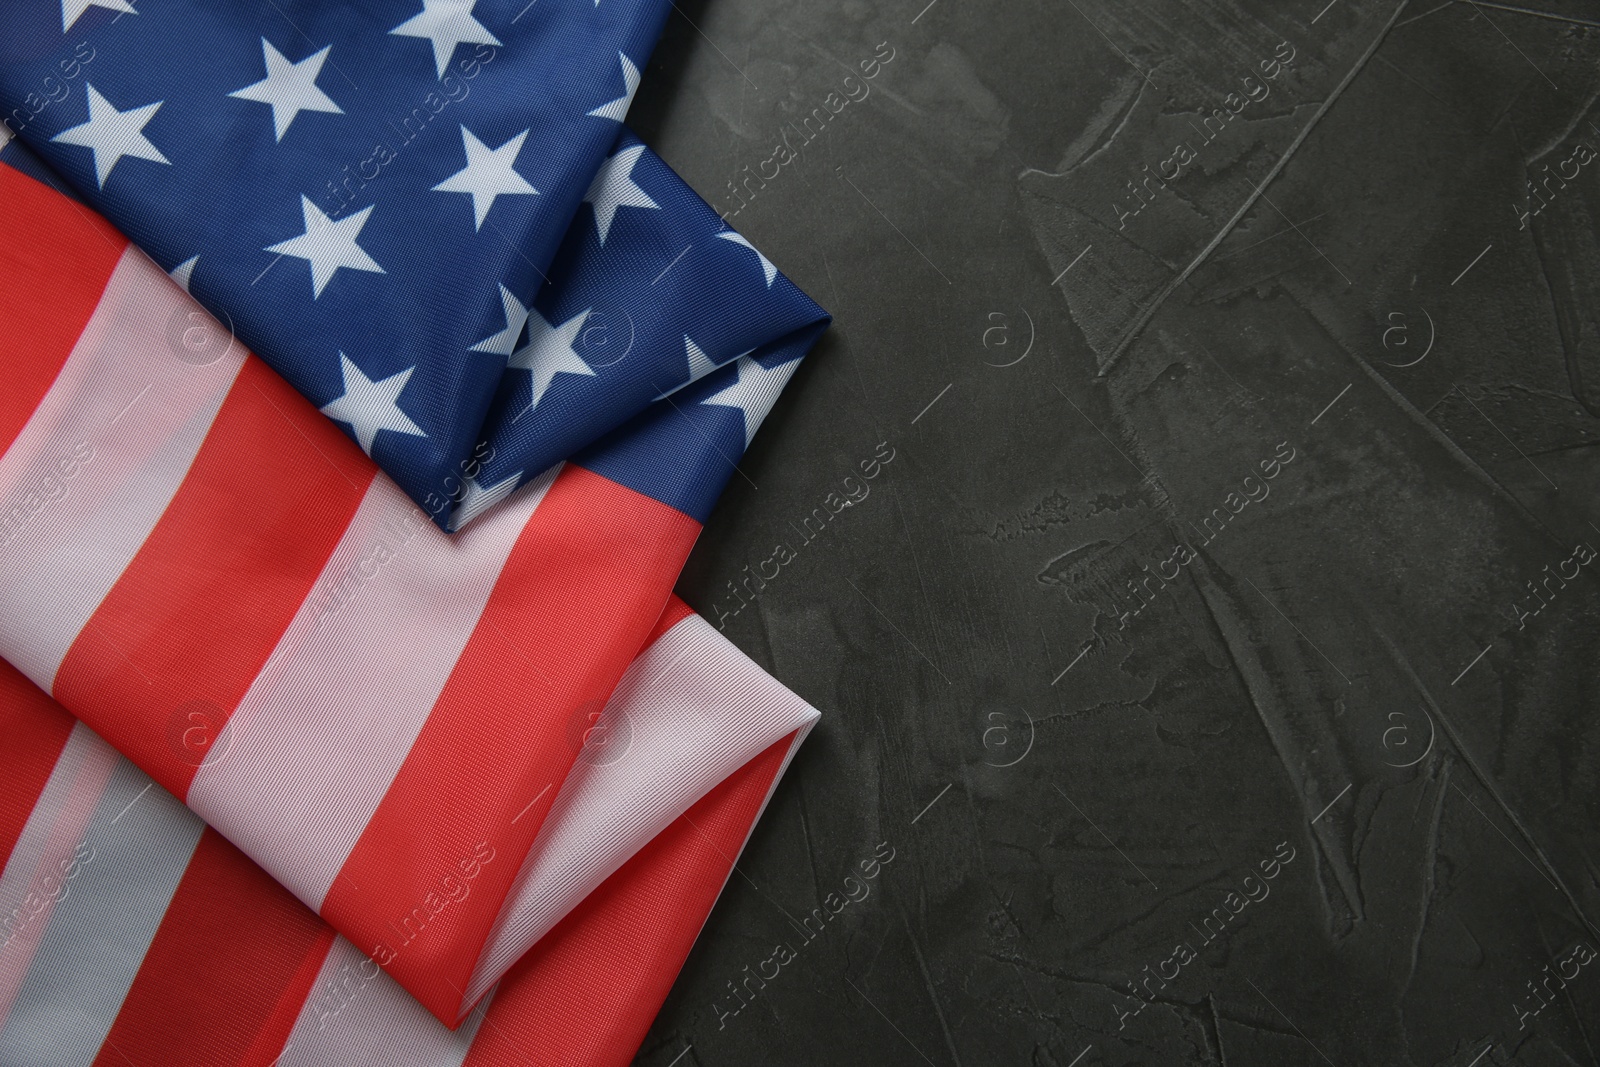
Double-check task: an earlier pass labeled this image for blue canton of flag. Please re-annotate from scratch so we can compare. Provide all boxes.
[567,325,820,528]
[0,0,676,523]
[450,128,829,529]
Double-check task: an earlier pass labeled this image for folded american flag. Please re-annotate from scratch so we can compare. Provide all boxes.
[0,0,827,527]
[0,134,820,1026]
[457,127,829,531]
[0,647,810,1065]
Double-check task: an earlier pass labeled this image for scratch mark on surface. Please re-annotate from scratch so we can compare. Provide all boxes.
[1464,2,1558,90]
[1241,575,1352,685]
[1378,628,1600,939]
[1097,0,1414,377]
[796,779,825,903]
[901,909,966,1067]
[1464,1,1600,29]
[1206,993,1229,1067]
[1067,870,1221,955]
[1400,756,1451,1004]
[1305,305,1562,540]
[1185,561,1366,923]
[1395,0,1457,28]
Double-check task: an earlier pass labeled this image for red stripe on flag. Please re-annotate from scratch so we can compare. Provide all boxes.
[461,732,795,1067]
[53,356,373,798]
[238,925,338,1067]
[91,827,335,1067]
[322,465,702,1023]
[0,166,127,457]
[0,660,77,864]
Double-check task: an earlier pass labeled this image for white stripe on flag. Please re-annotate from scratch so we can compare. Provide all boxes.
[277,935,490,1067]
[186,466,558,910]
[0,744,203,1066]
[0,247,246,687]
[0,247,246,690]
[464,612,821,1005]
[0,723,118,1031]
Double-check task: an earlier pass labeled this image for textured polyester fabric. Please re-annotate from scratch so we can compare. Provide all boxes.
[0,648,810,1065]
[0,142,809,1024]
[0,2,829,527]
[0,0,669,517]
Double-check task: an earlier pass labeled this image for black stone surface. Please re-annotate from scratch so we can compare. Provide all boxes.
[632,2,1600,1063]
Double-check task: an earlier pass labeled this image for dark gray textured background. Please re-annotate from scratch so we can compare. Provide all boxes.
[631,1,1600,1063]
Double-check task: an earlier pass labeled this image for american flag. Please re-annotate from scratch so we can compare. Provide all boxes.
[0,134,823,1028]
[0,0,826,528]
[0,643,812,1065]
